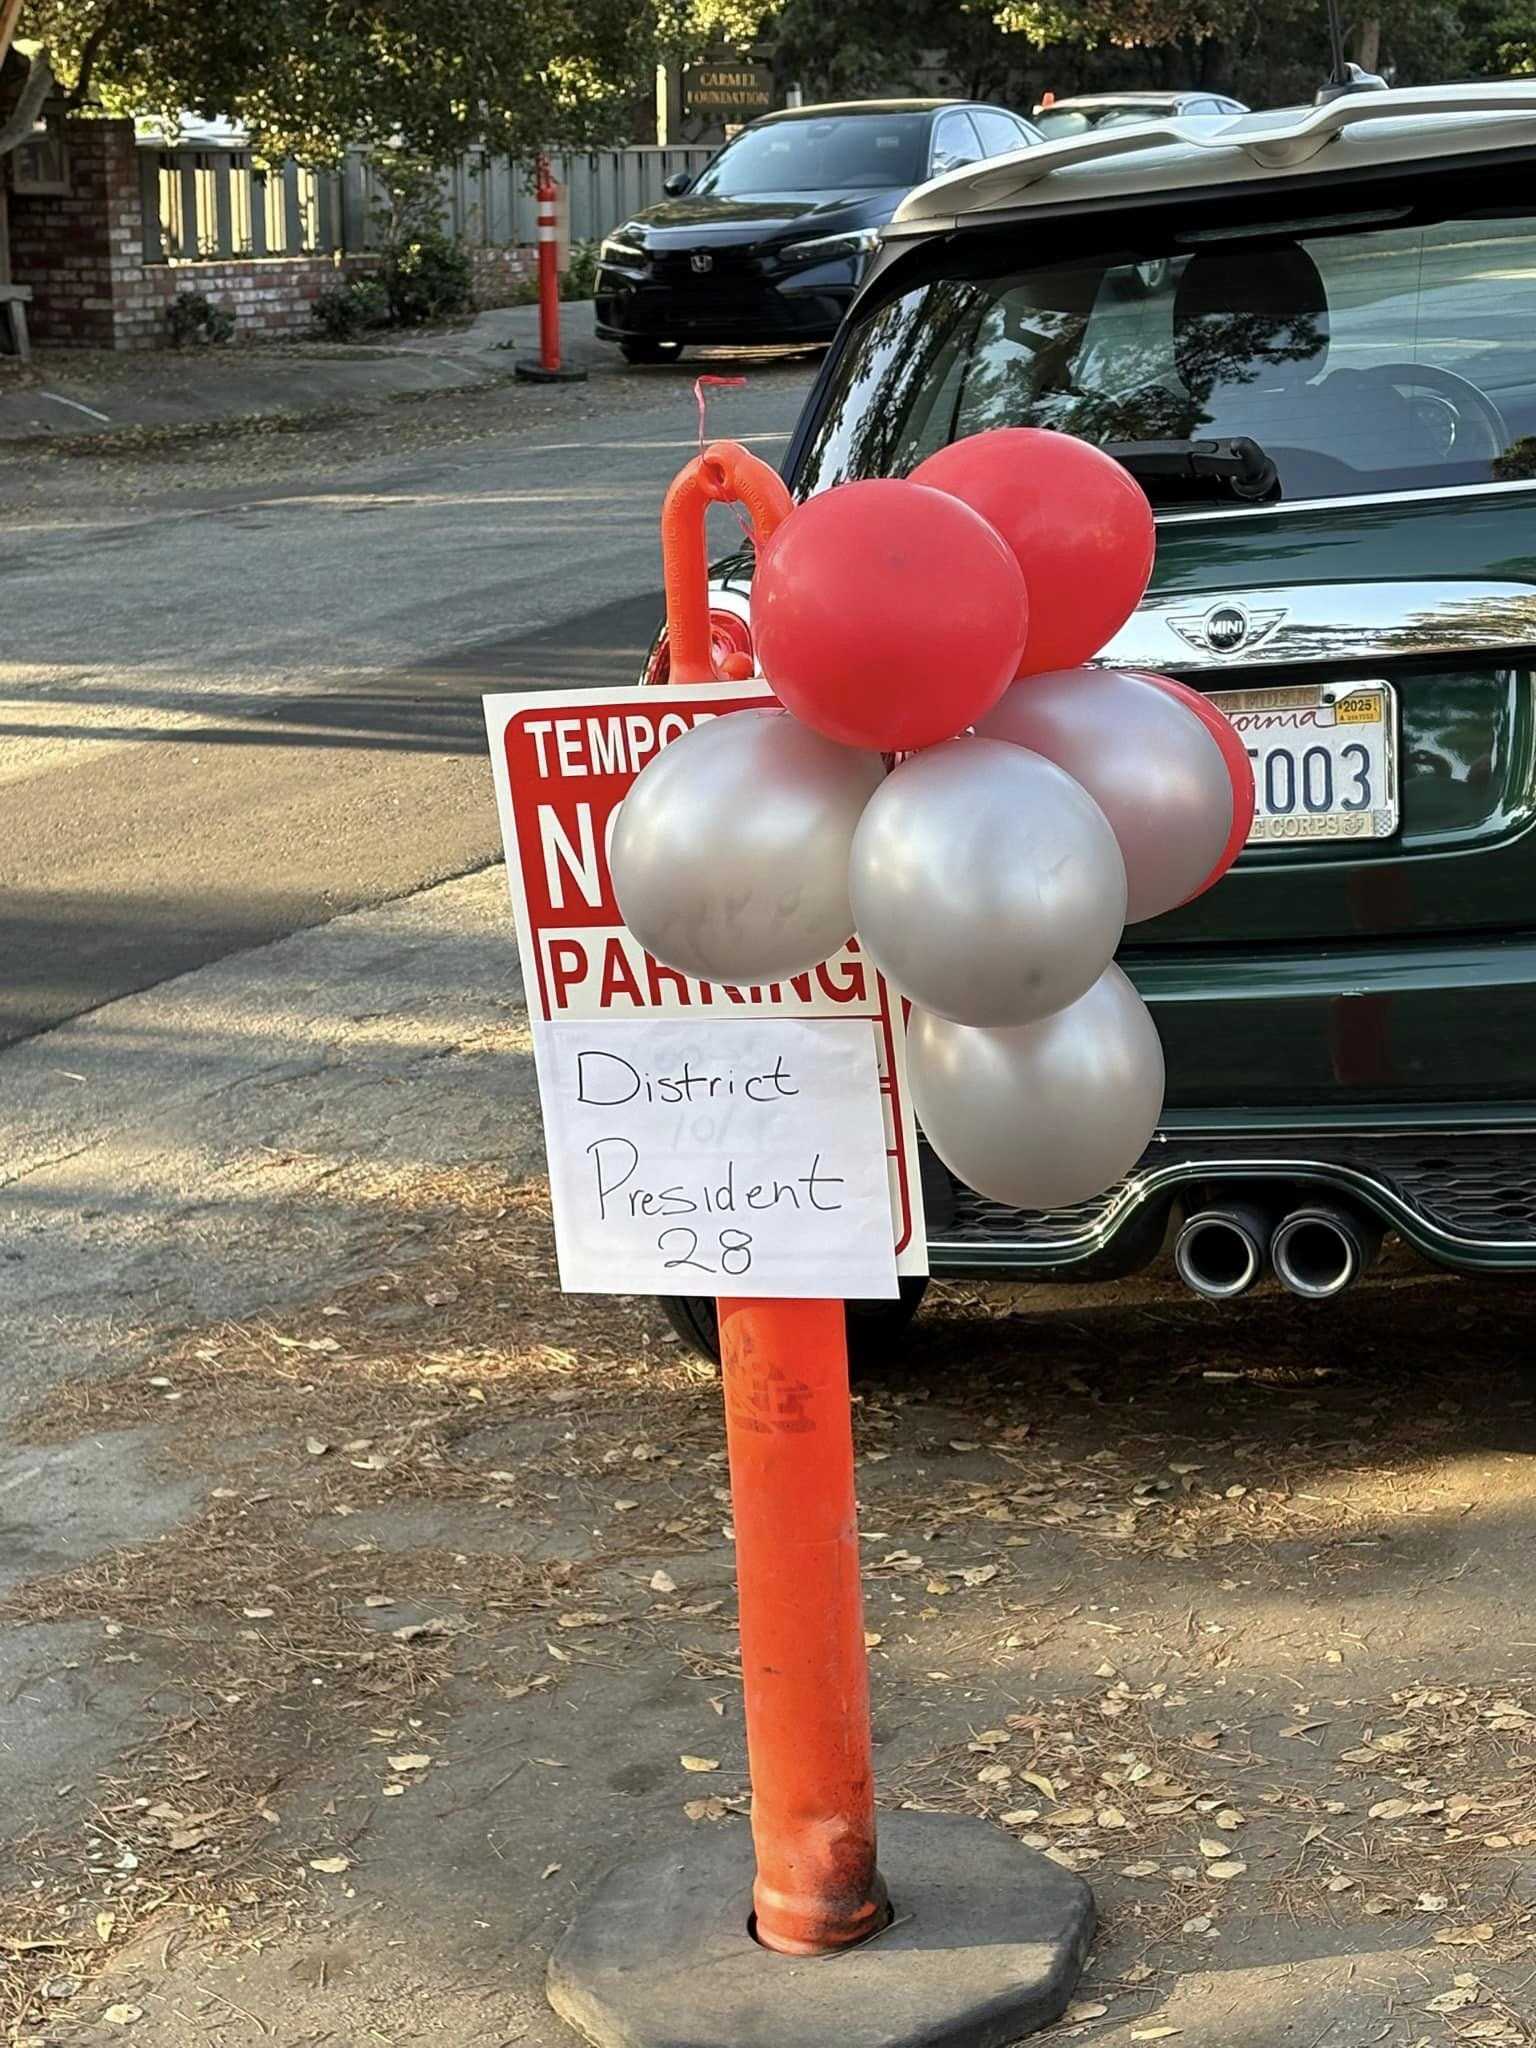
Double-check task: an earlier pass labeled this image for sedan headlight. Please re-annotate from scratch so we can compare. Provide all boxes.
[598,233,648,273]
[778,227,882,267]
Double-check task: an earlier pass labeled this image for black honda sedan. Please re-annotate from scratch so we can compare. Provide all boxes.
[594,99,1043,363]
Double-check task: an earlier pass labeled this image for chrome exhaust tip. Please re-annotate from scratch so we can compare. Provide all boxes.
[1173,1202,1272,1301]
[1271,1202,1381,1300]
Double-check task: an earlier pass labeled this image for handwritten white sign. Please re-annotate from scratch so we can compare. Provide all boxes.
[538,1017,899,1299]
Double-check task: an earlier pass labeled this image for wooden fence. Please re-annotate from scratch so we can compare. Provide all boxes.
[140,145,719,264]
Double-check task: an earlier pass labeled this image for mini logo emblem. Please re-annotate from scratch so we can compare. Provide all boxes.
[1169,600,1286,658]
[690,250,714,274]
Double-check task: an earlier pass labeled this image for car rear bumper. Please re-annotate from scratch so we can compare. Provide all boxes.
[926,930,1536,1277]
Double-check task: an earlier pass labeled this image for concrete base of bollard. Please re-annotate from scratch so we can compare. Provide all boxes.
[547,1809,1095,2048]
[513,359,589,383]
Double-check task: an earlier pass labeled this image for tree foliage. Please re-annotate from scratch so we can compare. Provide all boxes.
[8,0,1536,176]
[12,0,663,159]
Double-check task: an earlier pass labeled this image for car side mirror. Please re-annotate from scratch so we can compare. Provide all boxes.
[663,170,692,197]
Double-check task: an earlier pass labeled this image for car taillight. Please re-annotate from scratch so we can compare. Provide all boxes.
[644,608,755,686]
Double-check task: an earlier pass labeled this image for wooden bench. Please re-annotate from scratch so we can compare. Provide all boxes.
[0,282,32,365]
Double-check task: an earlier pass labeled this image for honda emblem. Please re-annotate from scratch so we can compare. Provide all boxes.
[690,250,714,274]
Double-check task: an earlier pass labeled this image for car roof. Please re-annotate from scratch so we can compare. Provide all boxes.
[889,80,1536,235]
[750,99,1006,125]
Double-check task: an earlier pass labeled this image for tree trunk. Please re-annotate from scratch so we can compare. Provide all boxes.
[1353,16,1382,72]
[0,0,25,72]
[0,45,56,160]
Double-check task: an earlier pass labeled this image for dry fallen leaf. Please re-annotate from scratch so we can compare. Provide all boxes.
[391,1617,460,1643]
[1198,1838,1229,1859]
[1436,1924,1496,1946]
[242,1606,275,1620]
[95,1912,116,1945]
[363,1595,394,1609]
[103,2007,144,2027]
[684,1796,730,1822]
[865,1632,883,1648]
[309,1855,351,1875]
[304,1438,330,1457]
[1206,1860,1246,1881]
[389,1753,432,1773]
[1214,1809,1243,1831]
[680,1756,720,1773]
[1064,2001,1110,2022]
[557,1610,613,1630]
[1131,2030,1181,2041]
[1425,1986,1480,2014]
[1018,1771,1057,1800]
[1121,1860,1160,1879]
[1369,1798,1414,1821]
[1096,1808,1128,1830]
[541,1862,562,1881]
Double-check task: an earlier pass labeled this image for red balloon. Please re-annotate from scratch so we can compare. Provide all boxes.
[1139,670,1256,897]
[752,479,1029,751]
[913,428,1154,676]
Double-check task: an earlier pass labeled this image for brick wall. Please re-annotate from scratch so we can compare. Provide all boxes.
[468,245,536,308]
[113,253,349,346]
[5,118,132,345]
[4,118,536,349]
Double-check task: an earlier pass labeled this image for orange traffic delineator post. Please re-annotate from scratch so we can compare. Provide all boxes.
[719,1297,889,1954]
[515,156,587,386]
[658,443,885,1954]
[546,439,1095,2048]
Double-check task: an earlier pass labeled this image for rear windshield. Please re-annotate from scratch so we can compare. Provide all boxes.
[796,208,1536,505]
[690,114,931,196]
[1035,104,1169,138]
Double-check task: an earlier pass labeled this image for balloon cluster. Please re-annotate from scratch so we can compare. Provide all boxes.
[613,427,1255,1213]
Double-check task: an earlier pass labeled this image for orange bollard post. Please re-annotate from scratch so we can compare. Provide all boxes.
[515,156,586,385]
[536,159,561,372]
[657,439,886,1952]
[719,1297,888,1953]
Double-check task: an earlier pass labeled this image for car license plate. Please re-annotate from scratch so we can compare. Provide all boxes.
[1207,680,1399,843]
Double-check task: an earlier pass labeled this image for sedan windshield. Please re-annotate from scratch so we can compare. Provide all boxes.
[797,206,1536,505]
[690,114,931,196]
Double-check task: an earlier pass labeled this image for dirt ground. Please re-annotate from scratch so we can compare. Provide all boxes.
[4,1164,1536,2048]
[0,341,822,522]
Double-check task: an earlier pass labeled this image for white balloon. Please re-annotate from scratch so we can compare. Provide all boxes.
[976,668,1233,922]
[907,965,1165,1211]
[848,736,1126,1027]
[611,708,885,985]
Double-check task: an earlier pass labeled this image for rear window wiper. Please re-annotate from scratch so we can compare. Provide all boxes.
[1104,436,1280,505]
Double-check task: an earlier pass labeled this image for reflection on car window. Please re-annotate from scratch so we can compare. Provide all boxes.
[797,213,1536,503]
[691,115,931,196]
[972,108,1034,155]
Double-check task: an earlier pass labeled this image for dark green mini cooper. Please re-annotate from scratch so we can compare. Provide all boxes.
[682,81,1536,1324]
